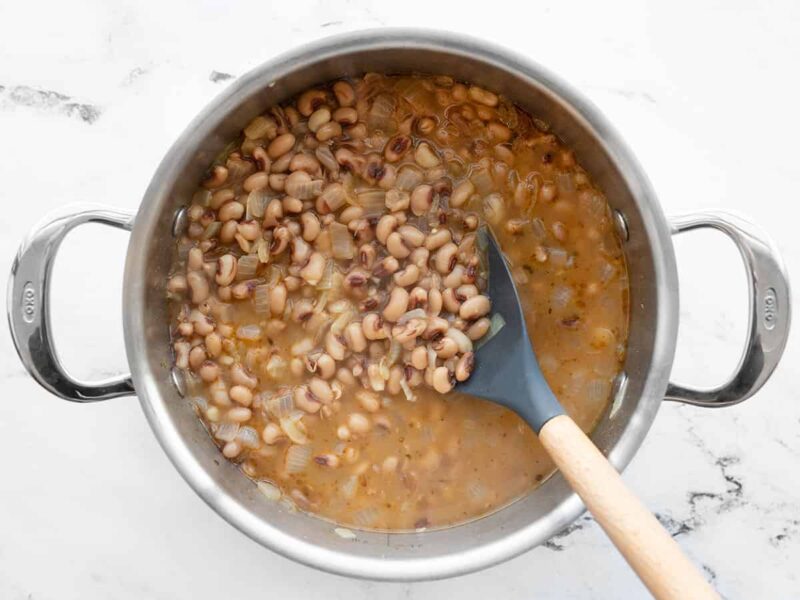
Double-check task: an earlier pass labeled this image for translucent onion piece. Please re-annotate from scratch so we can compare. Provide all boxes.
[476,313,506,349]
[397,308,427,324]
[356,190,386,216]
[254,285,270,313]
[315,145,339,174]
[330,222,354,260]
[399,377,416,402]
[327,299,353,315]
[353,506,380,528]
[340,475,358,499]
[267,389,294,419]
[255,237,270,263]
[265,354,287,379]
[557,172,575,193]
[236,324,262,340]
[280,412,309,445]
[367,94,397,133]
[192,189,212,207]
[214,422,240,442]
[316,260,335,290]
[237,426,260,449]
[531,217,547,240]
[395,165,424,191]
[586,378,611,405]
[551,285,572,309]
[285,444,312,474]
[201,221,222,240]
[294,178,324,201]
[265,264,283,286]
[314,291,329,314]
[330,309,355,335]
[470,167,494,195]
[319,184,347,212]
[548,247,570,268]
[257,481,281,501]
[237,255,259,280]
[386,339,402,365]
[445,328,473,353]
[246,189,269,219]
[334,527,357,540]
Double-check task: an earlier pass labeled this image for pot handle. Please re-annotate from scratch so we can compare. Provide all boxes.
[7,204,137,402]
[666,211,790,406]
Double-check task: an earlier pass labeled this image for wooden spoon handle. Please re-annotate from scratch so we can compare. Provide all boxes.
[538,415,719,600]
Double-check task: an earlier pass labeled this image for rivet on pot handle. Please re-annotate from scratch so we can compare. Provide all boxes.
[666,211,791,406]
[7,204,137,402]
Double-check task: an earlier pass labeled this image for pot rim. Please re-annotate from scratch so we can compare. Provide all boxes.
[122,28,679,580]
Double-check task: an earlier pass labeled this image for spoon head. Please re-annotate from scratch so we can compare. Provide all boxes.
[456,228,563,433]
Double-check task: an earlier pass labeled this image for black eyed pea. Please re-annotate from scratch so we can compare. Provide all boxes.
[332,107,358,124]
[205,332,222,358]
[387,365,403,395]
[356,389,381,413]
[325,330,348,360]
[468,85,499,107]
[434,242,458,274]
[267,133,296,159]
[410,346,428,370]
[450,179,475,208]
[218,200,245,222]
[215,254,237,286]
[427,288,443,315]
[262,423,284,445]
[362,313,389,340]
[187,271,210,304]
[309,377,334,404]
[297,89,327,116]
[300,252,326,285]
[414,142,441,168]
[237,219,261,241]
[459,295,491,320]
[391,318,427,345]
[231,363,258,388]
[432,366,454,394]
[316,121,342,142]
[384,135,412,162]
[410,184,434,216]
[294,385,322,413]
[202,165,229,190]
[332,81,355,107]
[300,212,321,242]
[393,264,420,288]
[385,232,411,259]
[347,412,371,434]
[173,341,190,369]
[283,196,304,214]
[198,360,219,382]
[358,244,376,269]
[398,225,425,248]
[269,283,287,316]
[443,265,465,289]
[374,256,400,277]
[382,287,409,322]
[376,214,398,245]
[424,228,452,251]
[433,336,459,359]
[228,403,252,421]
[222,440,242,458]
[344,321,368,352]
[455,351,475,382]
[308,107,331,133]
[467,317,492,341]
[407,286,428,310]
[442,288,461,314]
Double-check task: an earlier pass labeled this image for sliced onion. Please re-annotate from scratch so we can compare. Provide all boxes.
[237,426,260,449]
[586,378,611,405]
[266,389,294,419]
[395,165,423,191]
[330,222,355,260]
[531,217,547,240]
[397,308,427,324]
[280,411,309,445]
[255,237,270,263]
[201,221,222,240]
[470,166,494,195]
[340,475,358,499]
[318,183,347,212]
[237,255,259,280]
[214,422,239,442]
[315,145,339,174]
[386,339,402,365]
[254,285,270,313]
[314,291,329,314]
[285,444,312,473]
[548,247,570,268]
[257,480,281,501]
[551,285,572,309]
[476,313,506,349]
[399,377,416,402]
[557,172,575,193]
[352,506,380,528]
[328,299,353,315]
[330,309,355,335]
[357,190,386,216]
[445,328,473,353]
[265,354,287,379]
[367,94,397,133]
[265,264,283,285]
[192,189,212,207]
[246,188,269,219]
[316,259,336,290]
[236,324,262,341]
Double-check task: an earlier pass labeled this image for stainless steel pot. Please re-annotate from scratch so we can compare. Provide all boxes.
[7,30,791,581]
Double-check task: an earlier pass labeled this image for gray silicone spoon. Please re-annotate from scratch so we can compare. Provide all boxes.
[458,229,718,600]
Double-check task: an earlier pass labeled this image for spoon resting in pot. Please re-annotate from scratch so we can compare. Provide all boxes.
[458,230,719,600]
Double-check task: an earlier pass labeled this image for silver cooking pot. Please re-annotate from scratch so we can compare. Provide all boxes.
[7,30,791,581]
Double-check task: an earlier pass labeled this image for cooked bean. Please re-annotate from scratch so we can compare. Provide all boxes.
[187,271,210,304]
[414,142,441,168]
[356,389,381,413]
[466,317,491,340]
[300,252,326,285]
[198,360,219,382]
[434,242,458,274]
[325,330,348,360]
[333,107,358,124]
[442,288,461,313]
[432,366,454,393]
[268,133,295,159]
[332,81,355,106]
[393,264,420,288]
[294,385,322,413]
[362,313,389,340]
[345,321,368,352]
[393,318,426,344]
[202,165,228,189]
[269,283,287,315]
[376,214,398,245]
[222,440,242,458]
[316,121,342,142]
[468,85,498,107]
[347,413,371,434]
[385,188,410,211]
[309,377,334,404]
[459,295,491,320]
[410,184,433,216]
[262,423,284,445]
[383,287,409,322]
[386,232,410,259]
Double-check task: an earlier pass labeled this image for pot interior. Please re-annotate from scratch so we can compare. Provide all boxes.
[124,32,676,579]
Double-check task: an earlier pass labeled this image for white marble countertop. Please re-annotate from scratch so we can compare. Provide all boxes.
[1,1,798,598]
